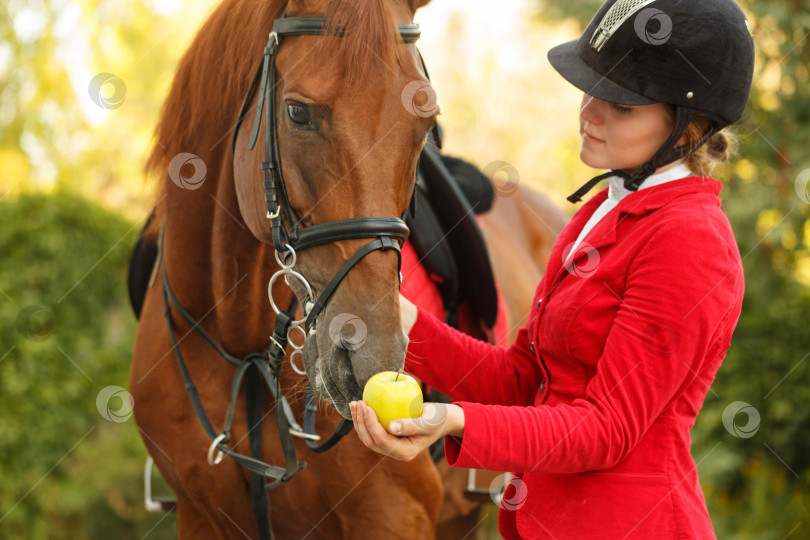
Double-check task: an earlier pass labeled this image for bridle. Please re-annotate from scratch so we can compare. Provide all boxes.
[233,14,423,353]
[160,11,427,540]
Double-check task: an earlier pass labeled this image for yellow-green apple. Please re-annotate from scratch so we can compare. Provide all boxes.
[362,371,423,434]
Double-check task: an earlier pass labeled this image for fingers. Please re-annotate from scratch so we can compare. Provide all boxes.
[350,401,449,462]
[349,401,392,451]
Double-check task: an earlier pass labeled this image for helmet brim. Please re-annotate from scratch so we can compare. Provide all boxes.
[548,41,657,106]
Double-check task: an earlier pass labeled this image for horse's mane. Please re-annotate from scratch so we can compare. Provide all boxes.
[144,0,409,237]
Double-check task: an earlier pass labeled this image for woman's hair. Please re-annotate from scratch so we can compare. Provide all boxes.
[665,107,739,176]
[682,116,739,176]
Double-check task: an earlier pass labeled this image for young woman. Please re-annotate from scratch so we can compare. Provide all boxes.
[350,0,754,537]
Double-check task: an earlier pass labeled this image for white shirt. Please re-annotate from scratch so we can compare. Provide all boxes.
[564,164,692,263]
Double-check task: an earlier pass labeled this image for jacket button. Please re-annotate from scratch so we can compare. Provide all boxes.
[536,299,542,310]
[530,341,536,354]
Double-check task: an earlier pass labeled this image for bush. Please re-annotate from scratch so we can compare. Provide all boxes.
[0,192,175,539]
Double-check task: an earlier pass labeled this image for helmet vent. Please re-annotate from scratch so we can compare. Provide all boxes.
[590,0,658,52]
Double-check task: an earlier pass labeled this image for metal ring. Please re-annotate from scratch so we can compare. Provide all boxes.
[287,324,307,351]
[207,433,228,466]
[289,349,307,376]
[267,269,313,324]
[274,244,296,269]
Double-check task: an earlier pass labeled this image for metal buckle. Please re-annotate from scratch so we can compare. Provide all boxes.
[288,428,321,441]
[207,433,229,466]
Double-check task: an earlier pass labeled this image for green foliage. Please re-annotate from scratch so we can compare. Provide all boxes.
[0,192,175,539]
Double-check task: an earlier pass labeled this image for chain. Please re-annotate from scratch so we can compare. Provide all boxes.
[267,244,315,375]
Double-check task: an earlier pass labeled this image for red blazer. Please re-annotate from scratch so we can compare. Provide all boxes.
[405,177,743,539]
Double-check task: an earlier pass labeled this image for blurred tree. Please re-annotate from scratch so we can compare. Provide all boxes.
[536,0,810,537]
[1,1,217,536]
[1,0,216,217]
[0,192,176,539]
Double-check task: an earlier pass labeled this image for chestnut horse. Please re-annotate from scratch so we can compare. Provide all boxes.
[130,0,566,538]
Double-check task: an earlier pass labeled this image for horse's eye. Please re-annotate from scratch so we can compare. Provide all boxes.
[287,104,312,127]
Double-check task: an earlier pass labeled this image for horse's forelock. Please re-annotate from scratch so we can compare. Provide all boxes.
[313,0,407,86]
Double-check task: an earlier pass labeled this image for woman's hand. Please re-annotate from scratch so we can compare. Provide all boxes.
[400,294,418,335]
[349,400,465,462]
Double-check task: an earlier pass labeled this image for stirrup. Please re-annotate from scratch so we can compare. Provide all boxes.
[463,469,513,505]
[144,456,177,512]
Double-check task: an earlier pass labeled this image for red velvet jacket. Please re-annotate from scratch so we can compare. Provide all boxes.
[405,177,744,539]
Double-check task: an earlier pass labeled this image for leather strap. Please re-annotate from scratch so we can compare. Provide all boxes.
[304,236,402,329]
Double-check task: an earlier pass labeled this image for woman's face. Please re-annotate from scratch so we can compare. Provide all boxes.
[579,94,679,173]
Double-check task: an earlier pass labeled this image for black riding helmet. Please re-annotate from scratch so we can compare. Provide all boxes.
[548,0,755,202]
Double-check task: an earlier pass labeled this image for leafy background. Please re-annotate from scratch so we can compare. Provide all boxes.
[1,0,808,538]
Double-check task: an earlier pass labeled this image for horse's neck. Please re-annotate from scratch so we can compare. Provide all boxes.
[163,178,290,358]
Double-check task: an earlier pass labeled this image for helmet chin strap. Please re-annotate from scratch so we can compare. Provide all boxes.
[567,108,717,203]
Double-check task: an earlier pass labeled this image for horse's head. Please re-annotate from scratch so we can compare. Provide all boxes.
[233,0,435,417]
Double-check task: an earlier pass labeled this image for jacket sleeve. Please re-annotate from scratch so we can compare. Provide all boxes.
[444,218,744,473]
[405,308,544,407]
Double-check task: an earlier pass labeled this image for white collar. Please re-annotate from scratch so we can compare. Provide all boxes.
[607,163,692,201]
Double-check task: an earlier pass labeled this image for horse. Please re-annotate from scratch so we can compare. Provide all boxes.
[129,0,567,538]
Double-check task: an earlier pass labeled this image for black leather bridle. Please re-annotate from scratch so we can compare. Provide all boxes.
[233,15,424,332]
[161,12,427,540]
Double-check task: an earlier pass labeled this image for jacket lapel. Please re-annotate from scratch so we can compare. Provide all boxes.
[542,177,723,294]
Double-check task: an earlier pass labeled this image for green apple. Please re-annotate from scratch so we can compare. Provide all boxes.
[362,371,423,434]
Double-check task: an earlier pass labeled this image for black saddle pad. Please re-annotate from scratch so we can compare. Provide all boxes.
[407,146,498,330]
